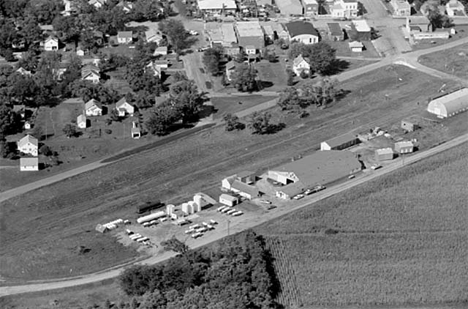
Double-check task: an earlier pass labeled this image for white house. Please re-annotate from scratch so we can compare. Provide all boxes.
[24,121,32,130]
[292,54,310,76]
[225,60,236,81]
[115,97,135,116]
[153,46,168,56]
[17,135,39,156]
[221,174,260,200]
[81,64,100,83]
[285,21,320,45]
[20,157,39,171]
[331,0,358,18]
[117,31,133,44]
[446,0,465,16]
[145,30,163,44]
[117,1,133,13]
[77,114,87,129]
[43,37,59,51]
[16,67,33,76]
[146,60,168,77]
[84,99,103,116]
[349,41,364,52]
[391,0,411,17]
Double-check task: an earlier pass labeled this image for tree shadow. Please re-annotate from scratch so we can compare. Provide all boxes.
[198,104,216,119]
[125,25,149,33]
[324,59,350,75]
[335,89,352,101]
[258,80,274,89]
[265,123,286,134]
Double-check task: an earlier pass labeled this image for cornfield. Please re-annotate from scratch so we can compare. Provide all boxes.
[265,236,303,308]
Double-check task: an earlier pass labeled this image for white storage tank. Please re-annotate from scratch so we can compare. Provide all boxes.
[193,194,204,208]
[166,204,175,216]
[188,201,198,213]
[137,211,166,224]
[181,203,190,214]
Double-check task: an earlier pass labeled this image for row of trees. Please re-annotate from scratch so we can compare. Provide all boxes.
[278,77,340,112]
[119,230,280,309]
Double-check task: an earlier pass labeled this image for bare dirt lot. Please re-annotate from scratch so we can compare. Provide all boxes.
[0,65,463,281]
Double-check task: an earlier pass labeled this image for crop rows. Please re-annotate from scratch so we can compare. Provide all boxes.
[265,236,303,308]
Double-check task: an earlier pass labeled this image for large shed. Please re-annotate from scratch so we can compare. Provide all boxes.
[427,88,468,118]
[321,133,359,151]
[375,148,394,161]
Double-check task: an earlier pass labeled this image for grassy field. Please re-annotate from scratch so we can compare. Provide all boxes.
[211,95,278,119]
[256,142,468,307]
[0,65,463,281]
[418,42,468,79]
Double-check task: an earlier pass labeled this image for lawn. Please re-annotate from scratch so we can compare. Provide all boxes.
[326,39,381,59]
[211,95,278,119]
[0,66,465,281]
[418,42,468,79]
[256,142,468,307]
[255,59,289,92]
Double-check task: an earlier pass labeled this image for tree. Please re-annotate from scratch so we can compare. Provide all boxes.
[161,236,189,254]
[249,111,271,134]
[0,139,18,159]
[52,15,81,43]
[39,144,52,156]
[223,113,245,131]
[234,50,246,63]
[0,105,22,137]
[286,69,295,86]
[202,47,223,75]
[25,0,64,24]
[109,108,121,122]
[31,125,44,140]
[288,42,336,75]
[277,87,301,111]
[145,106,178,136]
[159,19,193,55]
[230,63,258,92]
[63,123,77,138]
[169,80,207,123]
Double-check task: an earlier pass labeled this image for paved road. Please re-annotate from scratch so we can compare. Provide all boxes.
[1,134,467,297]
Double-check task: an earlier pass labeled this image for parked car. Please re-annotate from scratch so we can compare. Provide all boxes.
[189,30,199,35]
[371,165,382,170]
[293,194,304,200]
[210,219,218,225]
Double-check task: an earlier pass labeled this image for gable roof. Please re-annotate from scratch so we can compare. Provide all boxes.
[220,193,238,202]
[85,99,102,110]
[77,114,86,123]
[285,21,319,38]
[117,31,133,39]
[323,133,358,148]
[231,180,260,197]
[293,54,309,67]
[45,36,58,44]
[20,157,39,166]
[18,134,38,148]
[349,41,364,48]
[273,150,360,188]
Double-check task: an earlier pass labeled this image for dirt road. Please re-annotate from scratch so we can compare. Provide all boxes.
[1,134,467,297]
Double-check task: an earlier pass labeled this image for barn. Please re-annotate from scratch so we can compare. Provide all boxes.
[394,141,414,154]
[375,148,394,161]
[427,88,468,118]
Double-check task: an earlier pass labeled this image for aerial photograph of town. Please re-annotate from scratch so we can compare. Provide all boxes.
[0,0,467,308]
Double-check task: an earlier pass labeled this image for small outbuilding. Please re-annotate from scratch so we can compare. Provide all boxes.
[375,148,394,161]
[20,157,39,171]
[219,194,239,207]
[394,141,414,154]
[95,224,109,233]
[131,121,141,139]
[401,119,418,132]
[321,133,359,151]
[77,114,87,129]
[327,23,344,41]
[154,46,168,56]
[349,41,364,52]
[427,88,468,118]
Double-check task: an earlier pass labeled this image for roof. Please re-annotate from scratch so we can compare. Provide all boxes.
[376,148,393,155]
[222,23,237,45]
[85,99,102,110]
[93,30,104,38]
[18,135,38,148]
[236,21,264,37]
[45,36,58,43]
[39,25,54,31]
[393,0,410,9]
[220,194,238,202]
[277,181,306,197]
[302,0,318,4]
[131,126,141,134]
[285,21,319,38]
[349,41,364,48]
[231,180,259,197]
[197,0,237,10]
[395,141,414,148]
[262,25,274,36]
[20,157,39,165]
[352,20,371,32]
[77,114,86,122]
[428,88,468,115]
[323,133,358,148]
[116,97,128,108]
[293,54,309,66]
[327,23,342,36]
[117,31,133,39]
[271,150,361,188]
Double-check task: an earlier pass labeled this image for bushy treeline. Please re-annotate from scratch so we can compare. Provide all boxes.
[119,230,279,309]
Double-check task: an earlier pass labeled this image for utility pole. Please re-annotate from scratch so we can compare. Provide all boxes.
[227,219,230,236]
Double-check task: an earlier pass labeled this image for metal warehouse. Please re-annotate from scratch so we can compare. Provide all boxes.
[320,133,359,151]
[427,88,468,118]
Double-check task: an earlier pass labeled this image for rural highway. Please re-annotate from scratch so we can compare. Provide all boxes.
[1,133,467,297]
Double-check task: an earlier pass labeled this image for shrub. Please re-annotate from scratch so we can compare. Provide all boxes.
[105,129,112,134]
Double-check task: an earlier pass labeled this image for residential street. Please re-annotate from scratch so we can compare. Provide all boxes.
[1,133,467,297]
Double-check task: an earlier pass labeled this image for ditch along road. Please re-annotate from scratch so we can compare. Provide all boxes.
[1,133,467,297]
[1,36,468,205]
